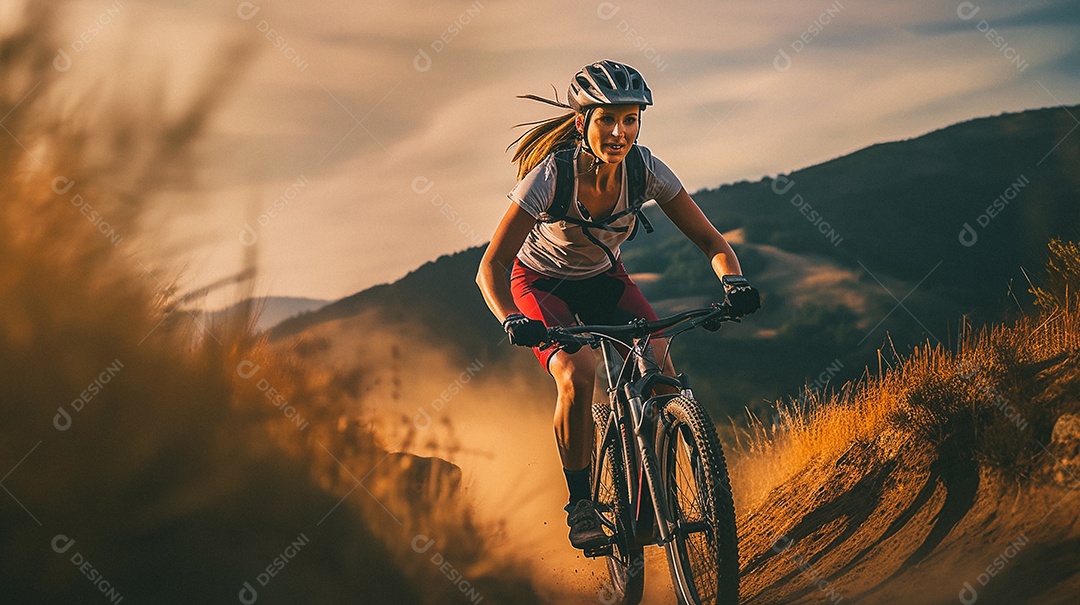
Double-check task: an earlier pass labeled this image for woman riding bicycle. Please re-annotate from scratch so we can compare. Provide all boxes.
[476,60,760,550]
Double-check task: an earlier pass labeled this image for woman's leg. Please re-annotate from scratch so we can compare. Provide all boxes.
[508,260,600,517]
[606,260,678,383]
[507,260,626,546]
[547,346,597,472]
[547,345,609,548]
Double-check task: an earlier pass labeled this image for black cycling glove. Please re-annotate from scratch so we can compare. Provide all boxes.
[502,313,547,347]
[722,275,761,318]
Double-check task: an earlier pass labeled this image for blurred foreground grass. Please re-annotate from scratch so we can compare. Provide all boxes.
[0,6,536,604]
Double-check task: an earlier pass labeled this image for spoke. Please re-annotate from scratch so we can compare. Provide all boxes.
[665,420,719,601]
[674,427,705,520]
[595,424,635,568]
[681,520,711,534]
[689,535,718,595]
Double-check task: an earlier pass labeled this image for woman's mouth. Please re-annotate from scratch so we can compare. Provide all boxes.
[604,143,625,153]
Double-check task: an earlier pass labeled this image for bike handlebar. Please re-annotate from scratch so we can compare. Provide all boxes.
[543,302,738,348]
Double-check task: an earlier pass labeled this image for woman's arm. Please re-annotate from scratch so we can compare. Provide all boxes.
[659,187,743,278]
[476,203,537,322]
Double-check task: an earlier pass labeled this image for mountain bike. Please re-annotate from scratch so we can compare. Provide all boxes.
[543,303,741,605]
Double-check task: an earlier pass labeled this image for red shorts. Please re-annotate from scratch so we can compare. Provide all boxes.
[510,258,659,372]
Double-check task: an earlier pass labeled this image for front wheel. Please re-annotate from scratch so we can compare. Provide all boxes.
[656,395,739,605]
[592,402,645,605]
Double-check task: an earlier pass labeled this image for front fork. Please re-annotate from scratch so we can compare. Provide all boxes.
[624,373,693,547]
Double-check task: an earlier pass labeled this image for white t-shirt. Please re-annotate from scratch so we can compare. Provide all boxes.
[508,145,684,279]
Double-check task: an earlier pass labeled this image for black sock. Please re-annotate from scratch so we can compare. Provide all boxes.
[564,465,592,507]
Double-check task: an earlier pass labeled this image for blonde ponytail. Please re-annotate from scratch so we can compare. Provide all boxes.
[508,91,582,180]
[510,113,578,180]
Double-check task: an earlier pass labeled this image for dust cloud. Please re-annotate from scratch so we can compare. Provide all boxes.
[287,313,697,604]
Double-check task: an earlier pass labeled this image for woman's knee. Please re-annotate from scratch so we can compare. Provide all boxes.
[551,350,595,399]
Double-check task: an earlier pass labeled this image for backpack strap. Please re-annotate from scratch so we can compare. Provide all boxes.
[568,145,653,239]
[537,145,654,267]
[537,146,576,225]
[622,145,653,240]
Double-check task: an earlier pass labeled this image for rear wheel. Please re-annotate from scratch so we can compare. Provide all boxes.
[592,402,645,605]
[656,396,739,605]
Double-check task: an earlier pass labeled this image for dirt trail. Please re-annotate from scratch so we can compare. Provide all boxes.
[300,316,701,603]
[465,352,1080,605]
[743,451,1080,600]
[734,412,1080,605]
[297,314,1080,604]
[431,378,1076,605]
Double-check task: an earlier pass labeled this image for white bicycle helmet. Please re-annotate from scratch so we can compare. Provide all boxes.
[568,60,653,112]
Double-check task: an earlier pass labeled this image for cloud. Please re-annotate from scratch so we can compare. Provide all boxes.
[88,0,1080,304]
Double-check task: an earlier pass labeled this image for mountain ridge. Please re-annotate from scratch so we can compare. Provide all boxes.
[269,103,1080,418]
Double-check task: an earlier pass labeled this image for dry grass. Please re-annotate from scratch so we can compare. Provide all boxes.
[0,6,536,603]
[731,240,1080,513]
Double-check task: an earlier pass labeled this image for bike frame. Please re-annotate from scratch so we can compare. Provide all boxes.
[598,329,691,550]
[549,304,739,604]
[560,307,723,552]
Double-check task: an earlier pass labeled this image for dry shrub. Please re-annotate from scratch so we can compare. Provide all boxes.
[1032,239,1080,310]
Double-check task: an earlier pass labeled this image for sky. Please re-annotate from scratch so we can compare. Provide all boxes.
[49,0,1080,306]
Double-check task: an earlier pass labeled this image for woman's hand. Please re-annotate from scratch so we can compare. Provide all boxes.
[502,313,548,347]
[722,275,761,317]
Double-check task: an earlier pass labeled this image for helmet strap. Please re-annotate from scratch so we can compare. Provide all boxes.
[579,146,602,173]
[576,107,644,173]
[577,107,606,170]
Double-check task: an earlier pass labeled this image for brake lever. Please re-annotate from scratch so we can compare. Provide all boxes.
[539,330,589,354]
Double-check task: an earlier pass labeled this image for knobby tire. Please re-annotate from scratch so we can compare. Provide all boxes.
[656,395,739,605]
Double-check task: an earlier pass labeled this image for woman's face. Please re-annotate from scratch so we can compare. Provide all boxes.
[583,105,640,164]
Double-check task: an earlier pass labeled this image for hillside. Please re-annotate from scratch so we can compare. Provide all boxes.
[263,241,1080,605]
[204,296,330,333]
[635,103,1080,308]
[731,241,1080,604]
[272,246,502,361]
[271,104,1080,419]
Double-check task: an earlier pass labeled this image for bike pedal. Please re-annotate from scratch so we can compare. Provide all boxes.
[583,543,613,558]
